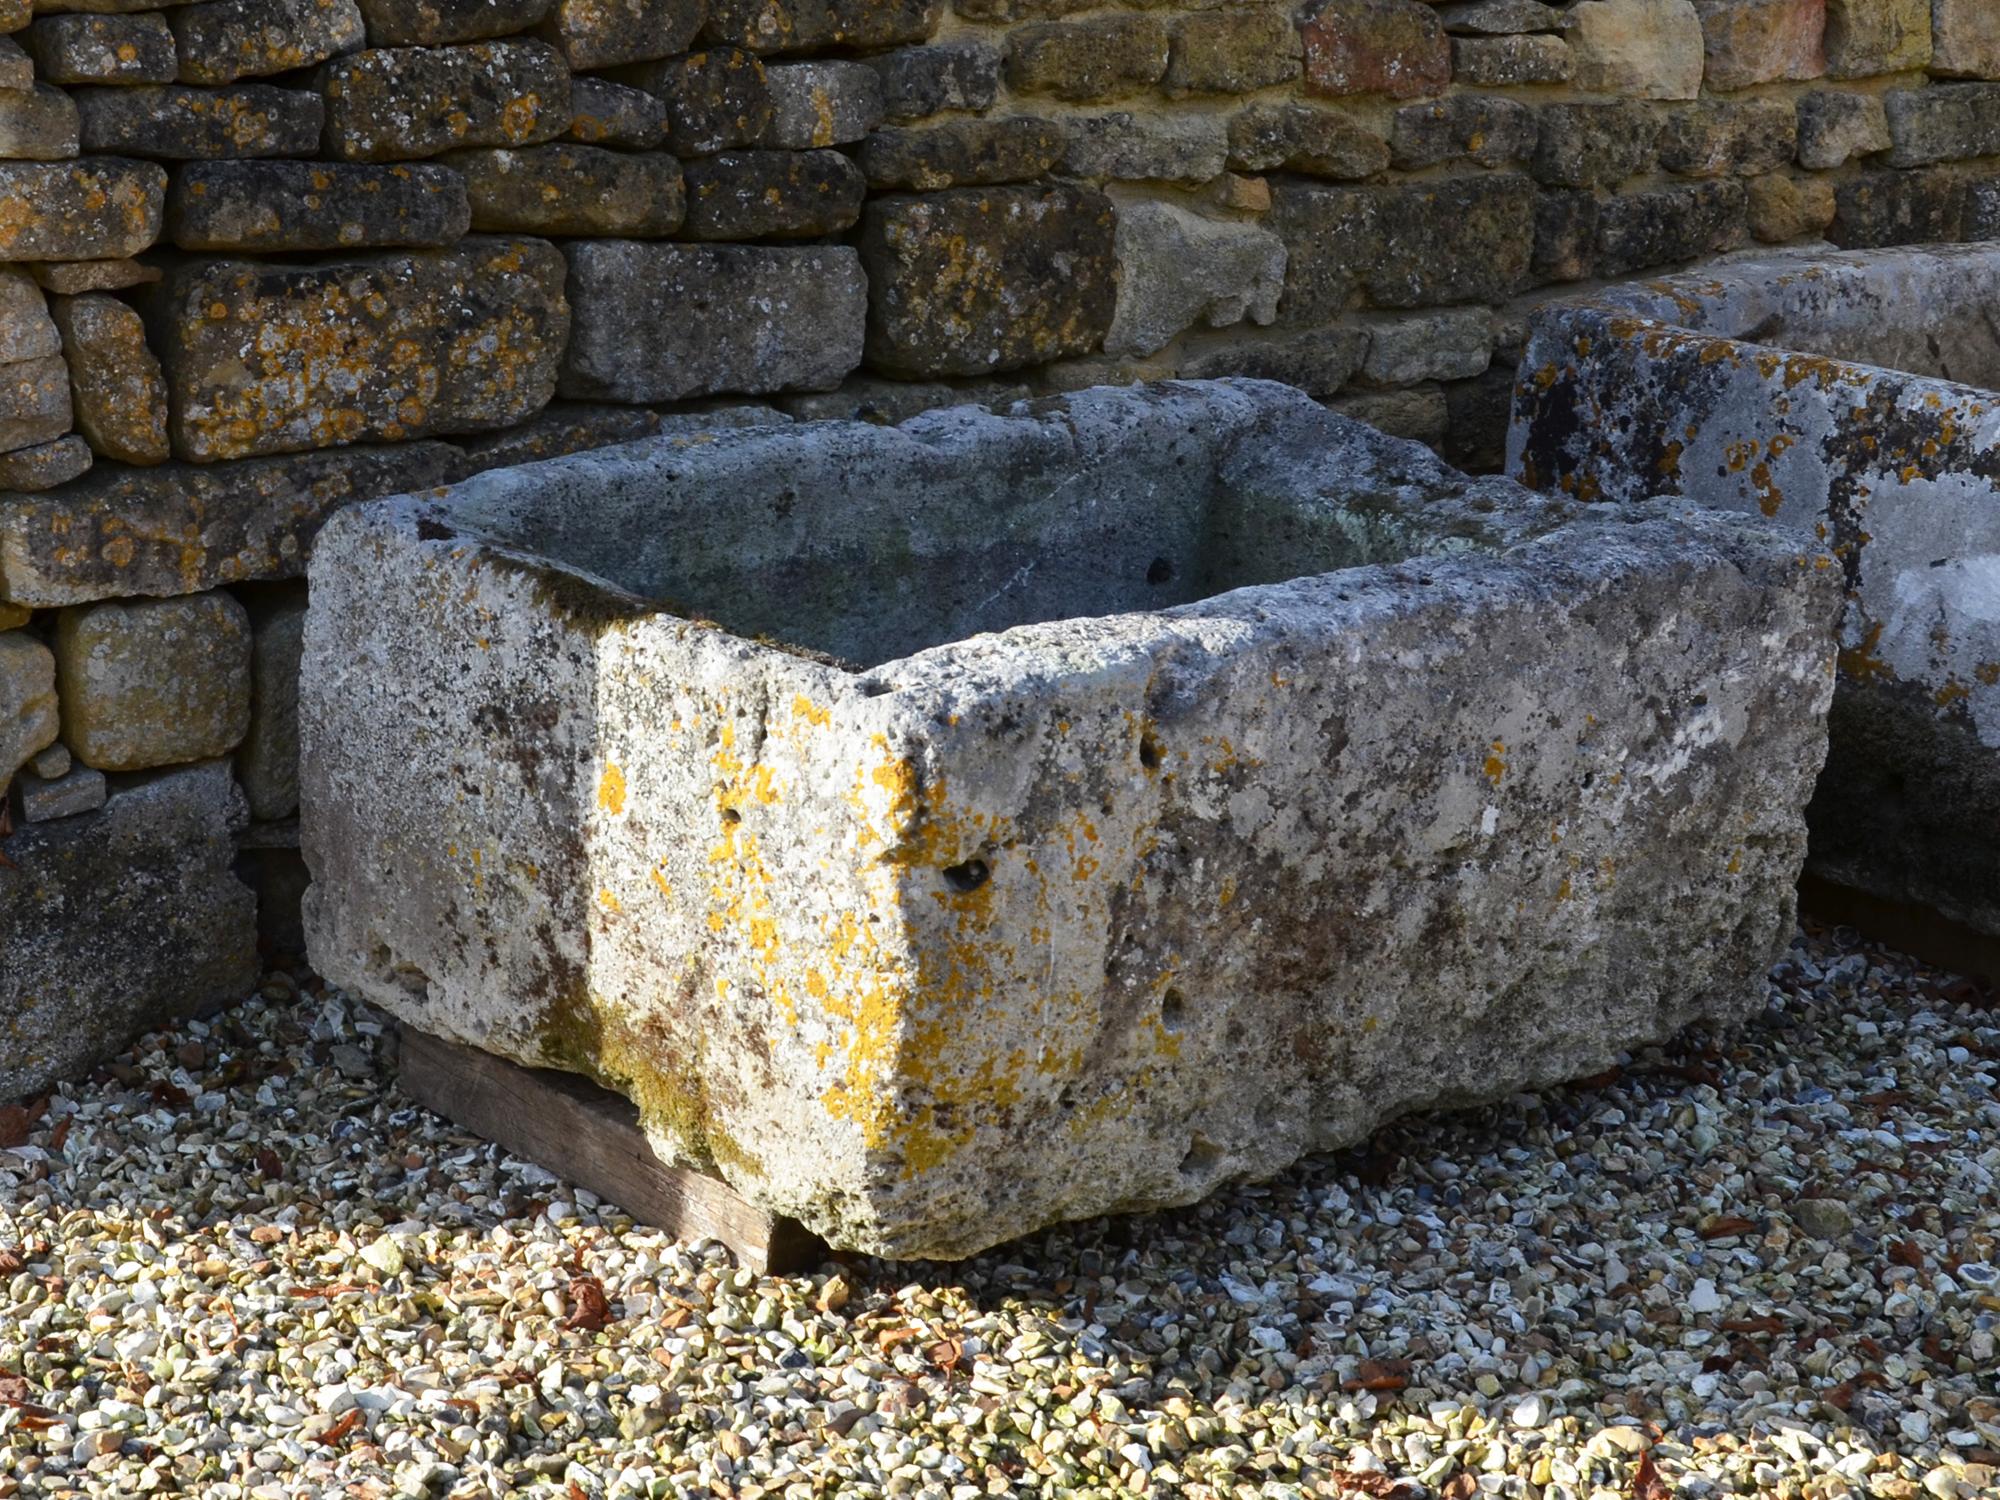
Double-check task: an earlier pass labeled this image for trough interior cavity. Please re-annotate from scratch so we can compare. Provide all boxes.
[446,413,1456,669]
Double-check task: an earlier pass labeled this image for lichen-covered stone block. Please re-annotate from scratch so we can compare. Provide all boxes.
[1004,15,1168,101]
[560,240,864,401]
[857,117,1065,190]
[0,353,73,454]
[541,0,703,68]
[0,160,165,259]
[702,0,939,54]
[2,760,257,1103]
[302,378,1838,1257]
[0,85,82,160]
[1229,101,1389,178]
[450,144,683,236]
[0,627,57,784]
[866,38,997,122]
[319,42,570,160]
[22,12,177,83]
[151,236,568,461]
[624,46,772,155]
[1390,93,1535,170]
[49,291,169,465]
[1884,81,2000,166]
[1300,0,1451,98]
[75,82,325,158]
[567,76,666,146]
[53,590,252,772]
[1823,0,1929,77]
[759,59,882,147]
[680,147,863,239]
[355,0,552,44]
[171,0,365,83]
[1452,32,1570,82]
[1104,199,1284,357]
[1692,0,1827,90]
[1797,87,1891,167]
[0,436,91,492]
[859,183,1115,377]
[1511,242,2000,933]
[164,159,471,251]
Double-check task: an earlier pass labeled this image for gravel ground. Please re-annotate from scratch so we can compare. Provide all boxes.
[1,923,1997,1500]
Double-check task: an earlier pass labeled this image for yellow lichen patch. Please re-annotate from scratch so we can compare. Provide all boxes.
[1936,679,1970,709]
[1483,741,1507,783]
[1838,623,1895,685]
[596,761,626,815]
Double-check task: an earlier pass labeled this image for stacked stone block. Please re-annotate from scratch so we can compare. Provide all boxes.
[4,0,2000,1097]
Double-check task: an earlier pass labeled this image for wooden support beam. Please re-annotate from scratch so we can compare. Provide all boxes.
[396,1027,823,1276]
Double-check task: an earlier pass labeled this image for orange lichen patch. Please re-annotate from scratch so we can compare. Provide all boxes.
[1483,740,1507,783]
[596,762,626,815]
[1838,623,1895,685]
[1977,662,2000,687]
[1936,679,1970,709]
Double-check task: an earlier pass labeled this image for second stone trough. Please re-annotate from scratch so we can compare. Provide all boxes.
[301,379,1838,1259]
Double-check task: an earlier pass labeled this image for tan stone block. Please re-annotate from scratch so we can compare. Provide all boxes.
[0,626,56,782]
[53,591,252,772]
[1566,0,1706,98]
[1933,0,2000,77]
[1747,171,1838,239]
[1693,0,1827,89]
[50,292,169,465]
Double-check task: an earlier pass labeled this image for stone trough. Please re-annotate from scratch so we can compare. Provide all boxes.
[301,379,1837,1259]
[1510,243,2000,939]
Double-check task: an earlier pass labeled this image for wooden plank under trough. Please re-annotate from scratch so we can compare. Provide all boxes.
[396,1028,823,1275]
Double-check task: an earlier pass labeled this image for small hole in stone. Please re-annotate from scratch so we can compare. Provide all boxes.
[720,807,742,825]
[941,858,990,893]
[1146,556,1175,585]
[857,679,892,697]
[1139,733,1163,770]
[1180,1135,1223,1178]
[1160,987,1186,1030]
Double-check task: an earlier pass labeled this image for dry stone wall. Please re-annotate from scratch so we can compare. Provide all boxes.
[3,0,2000,1090]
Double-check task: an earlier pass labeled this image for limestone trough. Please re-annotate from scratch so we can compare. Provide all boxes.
[301,379,1837,1259]
[1510,243,2000,938]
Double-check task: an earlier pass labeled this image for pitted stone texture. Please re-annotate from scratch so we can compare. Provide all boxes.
[1390,94,1535,170]
[301,378,1836,1258]
[1657,98,1798,176]
[567,76,666,146]
[1824,0,1929,77]
[29,259,160,295]
[170,0,366,82]
[1104,200,1284,358]
[1451,32,1570,82]
[1797,87,1891,167]
[0,160,164,259]
[1004,16,1168,101]
[50,292,169,465]
[541,0,703,67]
[560,241,864,401]
[1163,8,1301,95]
[1829,164,1964,245]
[681,147,863,239]
[151,236,568,461]
[1564,0,1704,98]
[22,12,176,82]
[0,441,464,606]
[0,85,82,160]
[1532,101,1660,189]
[450,144,683,236]
[1931,0,2000,78]
[1229,102,1389,178]
[1747,170,1837,239]
[54,590,252,772]
[1595,178,1745,273]
[12,762,106,822]
[1692,0,1827,90]
[0,628,57,785]
[75,82,324,158]
[1300,0,1450,98]
[237,583,305,821]
[759,59,882,147]
[355,0,550,43]
[859,183,1115,378]
[625,47,773,156]
[0,269,60,365]
[1,759,256,1103]
[320,42,570,160]
[1511,243,2000,934]
[1061,111,1225,183]
[1884,82,2000,165]
[0,354,72,454]
[0,436,91,491]
[867,39,998,121]
[165,159,471,251]
[858,117,1065,190]
[702,0,939,54]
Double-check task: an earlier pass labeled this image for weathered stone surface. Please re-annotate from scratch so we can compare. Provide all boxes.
[28,743,68,780]
[567,75,666,146]
[54,590,251,771]
[50,292,167,465]
[1658,98,1798,175]
[0,34,28,89]
[1693,0,1826,90]
[75,83,324,158]
[0,353,71,453]
[1884,81,2000,165]
[0,441,464,605]
[1931,0,2000,78]
[355,0,551,44]
[0,435,90,489]
[1596,178,1745,273]
[1511,243,2000,933]
[775,377,993,424]
[1,759,256,1102]
[857,117,1063,190]
[1104,200,1284,357]
[1747,169,1837,238]
[1829,164,1963,245]
[165,159,470,251]
[1564,0,1704,97]
[171,0,364,82]
[867,38,998,121]
[560,241,865,400]
[1451,32,1570,82]
[1164,8,1301,94]
[542,0,702,68]
[758,59,880,147]
[1439,0,1563,32]
[303,378,1836,1257]
[1796,86,1891,166]
[0,627,56,783]
[1301,0,1451,98]
[860,184,1114,378]
[457,400,659,471]
[1532,188,1599,281]
[237,583,303,821]
[22,11,175,81]
[1390,93,1536,169]
[1229,101,1389,178]
[1004,15,1167,101]
[0,84,80,159]
[1062,111,1226,183]
[1178,326,1369,396]
[29,258,160,294]
[1824,0,1929,76]
[11,761,105,821]
[320,42,570,161]
[451,144,682,235]
[152,238,565,462]
[1358,305,1492,384]
[702,0,938,53]
[1271,173,1535,321]
[0,268,57,365]
[680,147,863,239]
[625,47,772,156]
[1532,100,1659,187]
